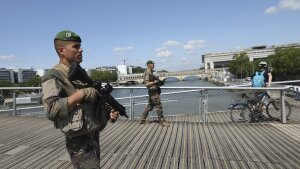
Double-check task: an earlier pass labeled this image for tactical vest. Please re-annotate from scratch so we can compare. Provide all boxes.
[143,69,161,95]
[41,64,108,137]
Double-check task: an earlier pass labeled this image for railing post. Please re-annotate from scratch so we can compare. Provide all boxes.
[199,89,208,122]
[129,89,134,120]
[199,90,202,120]
[281,90,286,124]
[203,90,208,123]
[12,91,16,116]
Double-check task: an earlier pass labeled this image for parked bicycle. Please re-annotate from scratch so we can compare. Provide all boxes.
[230,91,292,123]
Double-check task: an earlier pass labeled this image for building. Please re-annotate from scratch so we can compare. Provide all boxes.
[202,43,300,70]
[95,66,117,72]
[0,69,15,83]
[35,69,49,77]
[15,68,37,83]
[117,65,127,75]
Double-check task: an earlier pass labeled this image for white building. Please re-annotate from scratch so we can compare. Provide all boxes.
[117,65,127,75]
[35,69,48,77]
[95,66,117,72]
[202,43,300,70]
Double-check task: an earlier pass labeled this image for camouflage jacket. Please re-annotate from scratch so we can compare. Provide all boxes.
[143,68,159,90]
[41,64,108,137]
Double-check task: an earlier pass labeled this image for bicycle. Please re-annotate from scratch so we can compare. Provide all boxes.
[230,91,292,123]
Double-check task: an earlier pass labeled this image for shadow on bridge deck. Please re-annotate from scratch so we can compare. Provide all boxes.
[0,110,300,169]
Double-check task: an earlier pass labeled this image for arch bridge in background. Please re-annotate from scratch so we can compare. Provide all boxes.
[118,68,227,84]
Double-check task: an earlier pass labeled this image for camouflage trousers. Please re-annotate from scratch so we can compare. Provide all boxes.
[141,92,163,119]
[66,131,100,169]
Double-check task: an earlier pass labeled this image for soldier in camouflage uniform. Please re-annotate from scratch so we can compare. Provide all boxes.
[42,30,119,169]
[139,60,170,127]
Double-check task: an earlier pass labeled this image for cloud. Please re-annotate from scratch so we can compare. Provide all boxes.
[113,46,134,52]
[265,0,300,14]
[155,47,173,57]
[265,6,279,14]
[163,40,181,47]
[183,40,207,51]
[0,55,16,61]
[156,58,168,64]
[181,57,190,65]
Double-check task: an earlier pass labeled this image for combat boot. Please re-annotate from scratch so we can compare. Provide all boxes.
[159,118,170,127]
[139,118,147,124]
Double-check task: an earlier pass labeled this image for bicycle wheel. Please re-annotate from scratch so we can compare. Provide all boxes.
[230,103,252,123]
[266,99,292,120]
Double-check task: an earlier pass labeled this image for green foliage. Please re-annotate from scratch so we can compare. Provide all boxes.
[132,66,146,74]
[268,47,300,80]
[0,80,13,98]
[228,47,300,80]
[0,80,12,87]
[228,52,252,78]
[157,70,168,73]
[19,75,41,87]
[0,75,41,87]
[90,70,118,82]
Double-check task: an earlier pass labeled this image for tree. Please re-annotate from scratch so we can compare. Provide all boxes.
[157,70,168,73]
[90,70,118,82]
[228,52,252,78]
[0,80,13,98]
[22,75,41,87]
[132,66,146,74]
[268,47,300,80]
[0,80,12,87]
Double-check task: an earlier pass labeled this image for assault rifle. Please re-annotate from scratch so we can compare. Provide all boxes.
[69,62,128,119]
[151,74,166,86]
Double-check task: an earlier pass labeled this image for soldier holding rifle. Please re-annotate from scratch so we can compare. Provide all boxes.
[139,60,170,127]
[42,30,119,168]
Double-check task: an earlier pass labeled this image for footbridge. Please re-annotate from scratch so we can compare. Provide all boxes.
[118,68,227,84]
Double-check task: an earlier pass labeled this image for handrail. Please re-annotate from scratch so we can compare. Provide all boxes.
[0,87,42,90]
[115,89,204,100]
[0,86,290,123]
[0,79,299,90]
[115,86,288,90]
[0,86,288,90]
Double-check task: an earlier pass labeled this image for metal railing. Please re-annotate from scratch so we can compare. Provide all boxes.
[0,87,42,116]
[113,86,290,123]
[0,86,295,123]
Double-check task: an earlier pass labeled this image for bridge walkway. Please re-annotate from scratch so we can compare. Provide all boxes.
[0,110,300,169]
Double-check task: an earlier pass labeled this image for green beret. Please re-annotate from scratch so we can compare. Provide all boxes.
[146,60,155,65]
[54,30,81,42]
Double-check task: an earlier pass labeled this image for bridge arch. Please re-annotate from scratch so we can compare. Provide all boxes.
[182,75,202,81]
[118,68,227,84]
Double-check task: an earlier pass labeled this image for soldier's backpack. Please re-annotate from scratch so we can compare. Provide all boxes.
[252,71,265,87]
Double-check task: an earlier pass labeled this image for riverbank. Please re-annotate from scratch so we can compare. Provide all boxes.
[207,78,231,86]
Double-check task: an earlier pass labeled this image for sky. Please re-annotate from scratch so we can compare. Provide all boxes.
[0,0,300,71]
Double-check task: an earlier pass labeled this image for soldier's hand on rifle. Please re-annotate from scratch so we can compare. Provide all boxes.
[154,80,160,84]
[109,109,119,123]
[80,87,99,102]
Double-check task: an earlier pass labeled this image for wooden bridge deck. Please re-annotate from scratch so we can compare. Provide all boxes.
[1,109,300,169]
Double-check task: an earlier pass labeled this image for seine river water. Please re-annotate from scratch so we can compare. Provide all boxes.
[111,79,240,119]
[1,78,239,118]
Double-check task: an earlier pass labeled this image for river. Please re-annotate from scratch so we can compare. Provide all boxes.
[1,79,240,118]
[111,78,240,118]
